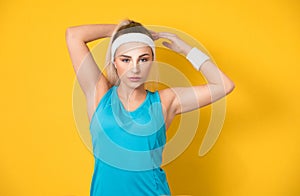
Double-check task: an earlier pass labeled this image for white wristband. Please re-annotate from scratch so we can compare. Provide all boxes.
[186,47,210,71]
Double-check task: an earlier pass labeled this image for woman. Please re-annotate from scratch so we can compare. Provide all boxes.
[66,19,234,196]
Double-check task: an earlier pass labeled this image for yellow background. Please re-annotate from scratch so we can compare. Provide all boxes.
[1,0,300,195]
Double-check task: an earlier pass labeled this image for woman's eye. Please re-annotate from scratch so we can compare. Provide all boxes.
[140,58,148,62]
[121,59,130,63]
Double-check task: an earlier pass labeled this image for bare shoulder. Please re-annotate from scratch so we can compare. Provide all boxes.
[158,88,178,114]
[158,88,178,130]
[158,88,176,106]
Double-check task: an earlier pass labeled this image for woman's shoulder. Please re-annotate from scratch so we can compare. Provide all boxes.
[146,88,161,102]
[157,88,176,102]
[156,88,178,113]
[88,85,114,124]
[101,85,115,101]
[93,85,115,108]
[147,88,175,111]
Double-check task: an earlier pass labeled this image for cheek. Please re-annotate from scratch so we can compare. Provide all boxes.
[116,64,128,76]
[141,64,152,75]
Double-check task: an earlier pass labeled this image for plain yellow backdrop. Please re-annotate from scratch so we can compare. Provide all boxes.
[1,0,300,195]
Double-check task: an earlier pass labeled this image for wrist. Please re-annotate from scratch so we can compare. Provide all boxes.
[105,24,118,37]
[185,47,210,71]
[182,45,193,56]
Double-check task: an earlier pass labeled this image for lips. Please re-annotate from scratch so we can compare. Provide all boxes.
[128,76,141,82]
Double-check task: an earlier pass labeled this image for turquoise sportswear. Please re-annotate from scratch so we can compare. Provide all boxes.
[89,85,171,196]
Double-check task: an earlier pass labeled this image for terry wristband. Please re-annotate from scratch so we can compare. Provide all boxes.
[186,47,210,71]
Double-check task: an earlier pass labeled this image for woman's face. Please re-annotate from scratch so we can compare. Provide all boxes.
[114,42,153,89]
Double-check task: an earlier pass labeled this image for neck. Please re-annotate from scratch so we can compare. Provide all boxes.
[117,83,146,102]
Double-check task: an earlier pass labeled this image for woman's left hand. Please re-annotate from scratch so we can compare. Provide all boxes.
[156,32,193,56]
[149,30,160,41]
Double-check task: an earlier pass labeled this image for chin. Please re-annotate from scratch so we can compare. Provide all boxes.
[130,82,144,89]
[123,80,144,89]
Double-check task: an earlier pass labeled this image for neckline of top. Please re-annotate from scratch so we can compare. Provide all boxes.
[114,86,150,114]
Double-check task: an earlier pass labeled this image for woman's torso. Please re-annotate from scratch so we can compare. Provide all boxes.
[89,85,171,196]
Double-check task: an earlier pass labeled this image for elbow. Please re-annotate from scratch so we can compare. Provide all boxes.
[65,26,81,41]
[225,80,235,95]
[65,26,86,44]
[65,27,74,40]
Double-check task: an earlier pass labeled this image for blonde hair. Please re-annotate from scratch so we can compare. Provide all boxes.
[104,18,154,86]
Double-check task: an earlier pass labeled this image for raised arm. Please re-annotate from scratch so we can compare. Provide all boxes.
[65,24,116,98]
[156,32,235,123]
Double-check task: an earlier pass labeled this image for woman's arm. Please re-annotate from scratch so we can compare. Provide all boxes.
[65,24,116,97]
[156,32,235,116]
[170,59,235,114]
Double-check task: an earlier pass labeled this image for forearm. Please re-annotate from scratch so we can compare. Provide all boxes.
[66,24,117,43]
[200,60,235,94]
[186,47,235,97]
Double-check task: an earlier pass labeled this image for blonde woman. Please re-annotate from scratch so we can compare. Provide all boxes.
[66,19,234,196]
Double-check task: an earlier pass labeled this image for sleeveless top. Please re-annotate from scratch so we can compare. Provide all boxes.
[89,86,171,196]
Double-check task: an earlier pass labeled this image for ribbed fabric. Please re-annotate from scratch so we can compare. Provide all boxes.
[89,86,171,196]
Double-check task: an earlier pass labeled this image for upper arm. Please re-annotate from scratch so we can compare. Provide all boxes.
[160,60,235,115]
[170,85,214,114]
[65,27,109,97]
[160,83,234,116]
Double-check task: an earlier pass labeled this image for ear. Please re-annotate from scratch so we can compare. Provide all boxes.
[112,61,117,69]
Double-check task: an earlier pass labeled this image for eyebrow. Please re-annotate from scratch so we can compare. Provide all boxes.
[118,53,150,58]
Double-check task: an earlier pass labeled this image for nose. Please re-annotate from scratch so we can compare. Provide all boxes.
[131,60,140,74]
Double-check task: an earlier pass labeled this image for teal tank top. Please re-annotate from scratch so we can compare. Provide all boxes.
[89,86,171,196]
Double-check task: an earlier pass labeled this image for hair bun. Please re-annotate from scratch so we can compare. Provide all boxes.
[112,18,153,43]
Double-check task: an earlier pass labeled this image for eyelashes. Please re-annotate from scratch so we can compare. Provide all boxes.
[121,58,149,63]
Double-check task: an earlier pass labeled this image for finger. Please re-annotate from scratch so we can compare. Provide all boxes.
[158,32,177,38]
[162,41,173,49]
[152,32,158,37]
[151,33,159,40]
[158,32,177,41]
[148,29,156,34]
[151,30,160,38]
[152,36,159,41]
[150,31,160,40]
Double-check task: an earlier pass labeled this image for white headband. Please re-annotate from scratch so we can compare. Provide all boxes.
[111,33,155,62]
